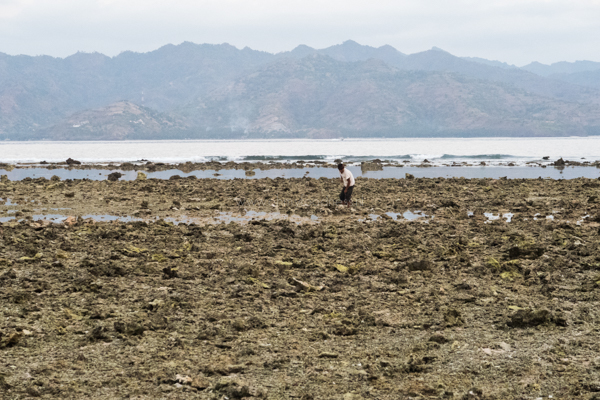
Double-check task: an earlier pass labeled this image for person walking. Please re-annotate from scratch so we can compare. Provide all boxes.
[338,163,355,207]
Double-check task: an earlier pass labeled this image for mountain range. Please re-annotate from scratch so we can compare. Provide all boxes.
[1,40,600,139]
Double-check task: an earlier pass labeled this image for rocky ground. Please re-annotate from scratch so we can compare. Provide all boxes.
[1,174,600,399]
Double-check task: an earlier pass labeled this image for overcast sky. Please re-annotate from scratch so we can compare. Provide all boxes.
[1,0,599,66]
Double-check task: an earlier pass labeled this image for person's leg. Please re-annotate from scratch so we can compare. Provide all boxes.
[340,187,346,204]
[345,186,354,207]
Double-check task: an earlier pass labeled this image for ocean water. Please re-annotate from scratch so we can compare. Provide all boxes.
[1,137,600,165]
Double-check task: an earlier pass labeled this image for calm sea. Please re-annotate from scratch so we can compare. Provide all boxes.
[1,138,599,180]
[1,137,600,165]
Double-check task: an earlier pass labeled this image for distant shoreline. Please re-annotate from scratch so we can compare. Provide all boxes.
[2,162,600,182]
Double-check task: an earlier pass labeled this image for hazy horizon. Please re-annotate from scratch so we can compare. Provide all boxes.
[2,39,598,69]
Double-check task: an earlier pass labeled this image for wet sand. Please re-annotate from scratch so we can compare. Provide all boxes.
[1,175,600,399]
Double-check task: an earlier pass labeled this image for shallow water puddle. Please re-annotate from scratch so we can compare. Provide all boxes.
[402,210,432,221]
[0,214,144,224]
[532,213,555,221]
[484,212,514,223]
[577,214,591,225]
[365,210,433,222]
[0,198,18,206]
[0,211,319,226]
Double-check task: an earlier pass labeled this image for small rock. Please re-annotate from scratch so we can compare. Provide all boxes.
[26,386,42,397]
[226,364,245,374]
[191,376,210,390]
[429,334,448,344]
[127,322,145,336]
[584,382,600,392]
[444,309,464,327]
[136,172,147,181]
[175,374,193,385]
[1,332,22,348]
[407,259,431,271]
[89,326,107,341]
[507,308,553,328]
[213,379,250,398]
[107,172,123,182]
[162,266,178,279]
[66,158,81,165]
[291,277,324,292]
[318,352,339,358]
[0,374,11,390]
[114,321,125,333]
[497,342,511,351]
[0,269,17,280]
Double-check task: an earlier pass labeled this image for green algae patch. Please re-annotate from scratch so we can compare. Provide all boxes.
[275,261,293,267]
[152,253,168,263]
[335,264,349,273]
[334,263,361,274]
[19,253,43,262]
[372,250,396,259]
[486,257,501,270]
[246,277,270,289]
[121,245,148,256]
[45,182,65,190]
[55,250,70,259]
[500,271,523,280]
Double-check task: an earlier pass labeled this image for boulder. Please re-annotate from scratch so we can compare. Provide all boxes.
[66,158,81,165]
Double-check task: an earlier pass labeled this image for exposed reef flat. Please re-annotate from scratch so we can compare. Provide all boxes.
[1,155,600,175]
[1,176,600,399]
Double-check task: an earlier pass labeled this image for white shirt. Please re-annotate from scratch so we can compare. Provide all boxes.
[340,168,355,187]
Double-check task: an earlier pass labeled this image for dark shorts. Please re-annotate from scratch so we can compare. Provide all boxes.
[340,186,354,202]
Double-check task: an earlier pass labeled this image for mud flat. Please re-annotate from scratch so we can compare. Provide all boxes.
[1,176,600,399]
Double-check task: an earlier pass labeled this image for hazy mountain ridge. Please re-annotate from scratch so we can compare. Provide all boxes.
[1,41,600,139]
[461,57,518,70]
[181,55,600,138]
[521,60,600,77]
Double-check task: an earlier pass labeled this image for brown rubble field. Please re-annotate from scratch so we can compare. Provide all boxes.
[1,175,600,399]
